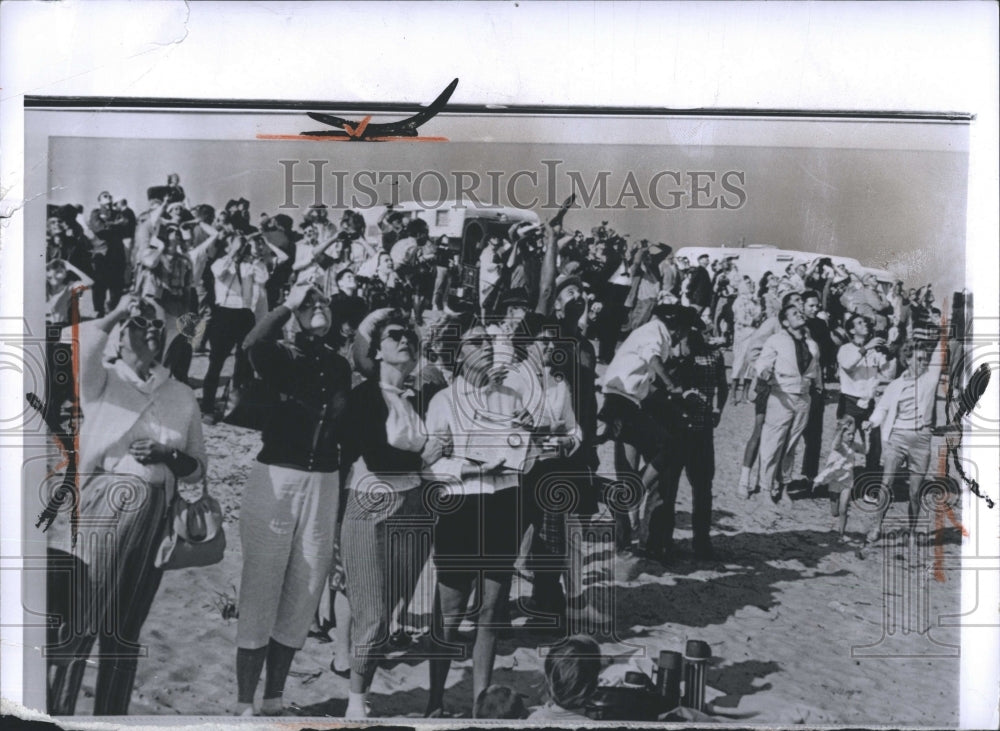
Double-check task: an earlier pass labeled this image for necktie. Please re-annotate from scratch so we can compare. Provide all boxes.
[793,336,811,375]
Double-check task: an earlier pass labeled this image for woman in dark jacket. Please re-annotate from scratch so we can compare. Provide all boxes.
[339,314,441,719]
[234,280,352,716]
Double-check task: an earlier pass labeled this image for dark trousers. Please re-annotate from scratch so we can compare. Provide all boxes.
[163,335,193,385]
[596,284,630,362]
[801,390,826,479]
[644,429,715,553]
[521,458,577,609]
[90,243,126,316]
[201,306,255,413]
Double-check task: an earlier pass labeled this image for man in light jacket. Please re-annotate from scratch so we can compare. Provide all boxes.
[755,303,821,503]
[862,339,945,544]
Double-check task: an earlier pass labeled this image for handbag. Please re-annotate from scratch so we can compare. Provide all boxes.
[154,478,226,571]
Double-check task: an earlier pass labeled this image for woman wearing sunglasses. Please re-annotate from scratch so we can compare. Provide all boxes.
[52,294,207,715]
[423,324,532,717]
[234,279,352,716]
[338,313,441,719]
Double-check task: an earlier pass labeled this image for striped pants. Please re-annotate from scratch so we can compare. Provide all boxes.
[49,472,168,715]
[341,484,431,678]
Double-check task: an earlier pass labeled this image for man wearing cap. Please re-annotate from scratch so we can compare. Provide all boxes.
[88,190,130,317]
[755,302,821,502]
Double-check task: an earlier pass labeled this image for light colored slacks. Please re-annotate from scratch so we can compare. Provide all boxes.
[758,390,811,490]
[237,462,338,650]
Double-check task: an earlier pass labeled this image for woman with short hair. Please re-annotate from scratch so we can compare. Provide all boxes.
[338,314,441,719]
[51,294,207,715]
[234,280,351,716]
[424,324,531,716]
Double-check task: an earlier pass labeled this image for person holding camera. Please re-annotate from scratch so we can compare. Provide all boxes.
[685,254,713,311]
[133,222,198,383]
[88,190,131,317]
[640,324,728,561]
[200,233,269,423]
[836,313,896,472]
[624,241,671,331]
[377,206,406,253]
[388,217,436,320]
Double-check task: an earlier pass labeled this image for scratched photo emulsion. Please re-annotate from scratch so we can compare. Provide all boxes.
[18,102,977,725]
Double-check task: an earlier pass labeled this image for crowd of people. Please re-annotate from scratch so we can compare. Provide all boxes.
[43,173,955,719]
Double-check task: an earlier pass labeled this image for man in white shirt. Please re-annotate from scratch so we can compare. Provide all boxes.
[837,314,896,470]
[599,304,688,550]
[755,303,821,502]
[862,339,945,545]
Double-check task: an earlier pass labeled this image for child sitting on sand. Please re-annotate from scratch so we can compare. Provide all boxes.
[526,635,602,721]
[474,684,528,719]
[814,416,864,539]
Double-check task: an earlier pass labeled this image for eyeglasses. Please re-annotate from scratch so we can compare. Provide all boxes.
[382,328,417,344]
[461,336,490,348]
[300,292,331,309]
[126,316,165,331]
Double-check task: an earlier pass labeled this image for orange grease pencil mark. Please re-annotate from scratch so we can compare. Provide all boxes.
[343,115,371,139]
[47,435,70,477]
[932,309,968,582]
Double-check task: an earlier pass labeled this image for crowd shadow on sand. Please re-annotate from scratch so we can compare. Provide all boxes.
[707,659,782,709]
[605,531,856,633]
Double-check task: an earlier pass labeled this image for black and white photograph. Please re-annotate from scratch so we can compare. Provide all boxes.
[2,2,998,729]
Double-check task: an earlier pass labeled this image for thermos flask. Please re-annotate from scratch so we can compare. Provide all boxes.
[681,639,711,711]
[654,650,683,709]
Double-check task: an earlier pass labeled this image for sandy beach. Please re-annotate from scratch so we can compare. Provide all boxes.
[47,353,964,725]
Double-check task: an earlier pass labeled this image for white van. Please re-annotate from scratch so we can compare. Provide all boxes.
[674,244,893,291]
